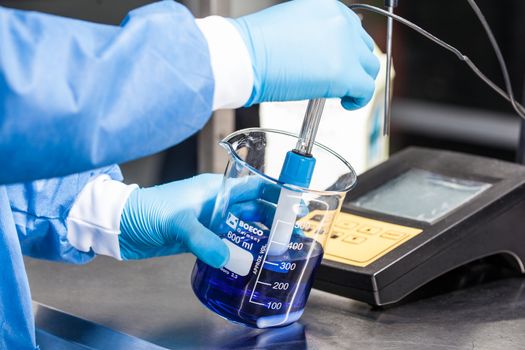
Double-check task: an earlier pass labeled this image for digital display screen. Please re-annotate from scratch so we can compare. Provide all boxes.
[351,169,492,223]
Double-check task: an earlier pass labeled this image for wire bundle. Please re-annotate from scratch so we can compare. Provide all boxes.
[349,1,525,119]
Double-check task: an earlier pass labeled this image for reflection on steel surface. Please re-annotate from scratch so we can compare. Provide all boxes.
[34,303,167,350]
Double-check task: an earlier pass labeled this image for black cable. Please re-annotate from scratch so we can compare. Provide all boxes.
[465,0,523,119]
[464,0,525,164]
[348,3,525,120]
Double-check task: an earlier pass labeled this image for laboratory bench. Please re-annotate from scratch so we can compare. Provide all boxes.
[26,254,525,350]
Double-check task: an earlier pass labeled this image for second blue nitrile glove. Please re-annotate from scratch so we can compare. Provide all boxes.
[230,0,380,110]
[119,174,229,267]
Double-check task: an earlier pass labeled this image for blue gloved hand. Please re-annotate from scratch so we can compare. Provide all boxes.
[119,174,229,268]
[230,0,380,110]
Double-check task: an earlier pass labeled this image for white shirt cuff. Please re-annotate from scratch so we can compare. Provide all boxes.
[66,175,138,260]
[196,16,253,110]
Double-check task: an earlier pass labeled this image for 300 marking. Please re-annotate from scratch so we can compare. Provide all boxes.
[279,262,296,271]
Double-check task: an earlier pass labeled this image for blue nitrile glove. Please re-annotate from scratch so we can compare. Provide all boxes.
[230,0,380,110]
[119,174,229,267]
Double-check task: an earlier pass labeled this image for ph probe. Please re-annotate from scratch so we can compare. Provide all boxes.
[267,99,325,256]
[267,0,398,255]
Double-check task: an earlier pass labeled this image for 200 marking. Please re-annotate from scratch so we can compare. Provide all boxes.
[272,282,289,290]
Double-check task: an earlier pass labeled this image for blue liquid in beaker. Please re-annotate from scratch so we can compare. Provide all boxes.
[191,231,323,328]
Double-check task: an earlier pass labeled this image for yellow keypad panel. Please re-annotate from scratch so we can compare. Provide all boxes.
[324,212,422,267]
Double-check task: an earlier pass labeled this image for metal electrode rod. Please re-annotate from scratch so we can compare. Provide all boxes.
[295,98,326,155]
[384,0,396,135]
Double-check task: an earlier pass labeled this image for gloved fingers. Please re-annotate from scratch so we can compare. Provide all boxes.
[295,199,310,219]
[341,73,376,110]
[228,199,276,228]
[208,177,270,231]
[155,173,224,224]
[192,173,224,222]
[337,1,361,24]
[360,28,375,52]
[141,245,188,259]
[333,1,378,106]
[337,1,375,52]
[119,240,187,260]
[192,173,224,194]
[359,49,381,80]
[223,175,265,204]
[180,216,230,268]
[161,173,223,202]
[341,95,369,111]
[189,173,223,209]
[260,182,281,204]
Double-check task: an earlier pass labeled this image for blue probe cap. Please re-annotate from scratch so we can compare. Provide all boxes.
[278,150,317,189]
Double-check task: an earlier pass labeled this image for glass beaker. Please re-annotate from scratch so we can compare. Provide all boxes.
[191,128,356,328]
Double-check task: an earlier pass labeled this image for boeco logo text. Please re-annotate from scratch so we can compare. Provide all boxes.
[226,212,264,236]
[226,212,239,230]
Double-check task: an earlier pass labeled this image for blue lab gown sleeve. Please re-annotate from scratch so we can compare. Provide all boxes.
[0,187,36,349]
[5,165,122,264]
[1,165,123,349]
[0,0,214,184]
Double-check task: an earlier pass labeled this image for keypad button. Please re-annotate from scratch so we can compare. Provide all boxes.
[330,231,345,239]
[380,231,406,240]
[343,235,367,244]
[335,220,358,230]
[357,225,382,235]
[311,214,323,222]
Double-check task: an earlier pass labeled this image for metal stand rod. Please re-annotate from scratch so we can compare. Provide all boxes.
[384,5,394,136]
[517,117,525,164]
[516,83,525,164]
